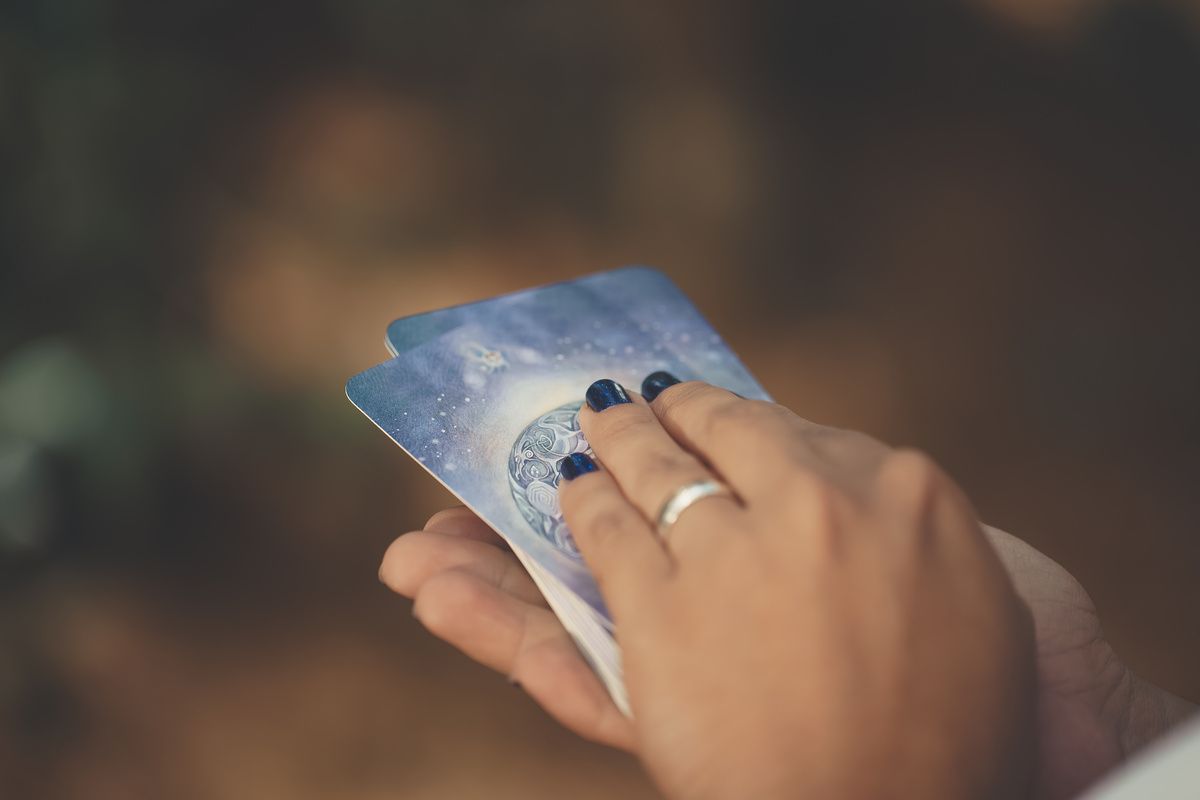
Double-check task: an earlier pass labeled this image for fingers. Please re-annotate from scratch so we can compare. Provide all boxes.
[576,386,742,538]
[414,569,635,750]
[381,530,547,606]
[516,633,638,751]
[424,505,510,548]
[648,381,811,501]
[557,465,671,620]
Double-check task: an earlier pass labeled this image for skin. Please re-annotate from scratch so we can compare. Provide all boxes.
[380,381,1196,800]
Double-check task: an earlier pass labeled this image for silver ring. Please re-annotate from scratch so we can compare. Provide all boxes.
[656,479,731,540]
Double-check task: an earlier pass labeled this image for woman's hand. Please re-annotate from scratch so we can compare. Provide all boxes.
[552,379,1035,800]
[379,376,1196,799]
[382,378,1038,800]
[376,505,637,750]
[381,509,1195,800]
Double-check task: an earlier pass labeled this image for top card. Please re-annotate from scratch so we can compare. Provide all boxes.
[348,266,770,619]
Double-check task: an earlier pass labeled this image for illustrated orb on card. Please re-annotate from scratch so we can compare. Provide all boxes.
[509,401,589,557]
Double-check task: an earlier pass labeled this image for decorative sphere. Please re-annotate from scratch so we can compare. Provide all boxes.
[508,401,589,556]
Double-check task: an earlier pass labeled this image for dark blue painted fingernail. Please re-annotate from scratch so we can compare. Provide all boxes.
[558,453,598,481]
[585,379,631,412]
[641,371,680,402]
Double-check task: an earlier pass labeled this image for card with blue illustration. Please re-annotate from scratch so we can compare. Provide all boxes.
[347,266,770,713]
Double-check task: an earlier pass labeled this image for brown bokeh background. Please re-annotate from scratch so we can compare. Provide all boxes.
[2,1,1199,797]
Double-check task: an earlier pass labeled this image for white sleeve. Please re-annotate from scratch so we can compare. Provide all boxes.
[1079,713,1200,799]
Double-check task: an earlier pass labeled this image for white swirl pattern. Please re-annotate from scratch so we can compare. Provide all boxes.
[509,401,589,557]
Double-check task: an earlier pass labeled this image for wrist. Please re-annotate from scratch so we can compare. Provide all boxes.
[1120,672,1199,755]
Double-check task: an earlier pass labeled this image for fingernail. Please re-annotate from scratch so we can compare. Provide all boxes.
[558,452,597,481]
[641,371,680,402]
[586,379,631,412]
[411,604,420,621]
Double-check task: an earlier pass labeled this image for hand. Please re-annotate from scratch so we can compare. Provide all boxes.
[379,504,637,750]
[381,422,1195,800]
[383,379,1037,800]
[381,490,1196,800]
[980,525,1198,800]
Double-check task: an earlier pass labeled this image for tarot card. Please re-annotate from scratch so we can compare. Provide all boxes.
[348,266,771,713]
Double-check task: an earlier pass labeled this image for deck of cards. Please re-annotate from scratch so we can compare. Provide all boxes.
[347,267,770,715]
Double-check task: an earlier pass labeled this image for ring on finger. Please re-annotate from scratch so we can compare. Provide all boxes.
[656,479,734,541]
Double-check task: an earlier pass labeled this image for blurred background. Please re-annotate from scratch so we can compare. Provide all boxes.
[2,0,1199,797]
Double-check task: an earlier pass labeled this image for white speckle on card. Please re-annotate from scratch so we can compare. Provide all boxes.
[431,438,439,445]
[439,411,446,416]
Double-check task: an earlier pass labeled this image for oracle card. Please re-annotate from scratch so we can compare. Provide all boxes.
[376,265,771,592]
[348,266,771,714]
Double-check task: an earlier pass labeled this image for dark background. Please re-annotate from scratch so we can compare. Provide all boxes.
[2,1,1199,797]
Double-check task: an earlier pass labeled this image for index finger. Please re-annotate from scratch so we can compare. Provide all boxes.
[649,381,807,501]
[556,459,672,623]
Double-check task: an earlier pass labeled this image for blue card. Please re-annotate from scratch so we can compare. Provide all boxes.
[364,265,770,596]
[348,266,770,711]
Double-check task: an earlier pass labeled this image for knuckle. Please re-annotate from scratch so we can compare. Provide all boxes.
[877,448,944,518]
[692,397,750,443]
[587,403,654,442]
[775,470,844,542]
[652,379,708,417]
